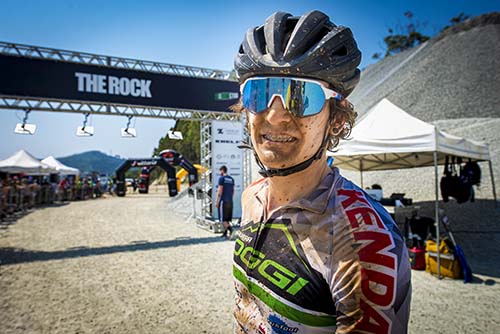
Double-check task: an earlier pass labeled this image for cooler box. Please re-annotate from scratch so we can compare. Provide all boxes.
[425,239,461,279]
[408,247,426,270]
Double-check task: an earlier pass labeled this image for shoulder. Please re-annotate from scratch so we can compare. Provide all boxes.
[334,177,399,237]
[241,178,267,223]
[242,178,266,204]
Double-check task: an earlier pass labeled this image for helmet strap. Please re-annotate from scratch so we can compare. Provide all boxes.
[238,125,330,178]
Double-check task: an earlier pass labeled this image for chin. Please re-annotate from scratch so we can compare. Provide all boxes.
[257,150,297,169]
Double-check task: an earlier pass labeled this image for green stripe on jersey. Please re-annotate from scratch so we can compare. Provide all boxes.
[233,265,336,327]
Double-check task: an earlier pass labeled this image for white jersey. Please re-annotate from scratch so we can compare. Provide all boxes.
[233,167,411,334]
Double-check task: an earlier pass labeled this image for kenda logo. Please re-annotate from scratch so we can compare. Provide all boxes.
[234,239,309,295]
[75,72,152,98]
[338,189,397,333]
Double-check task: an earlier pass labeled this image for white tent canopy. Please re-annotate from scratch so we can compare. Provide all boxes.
[331,98,490,172]
[0,149,57,175]
[41,156,80,176]
[330,98,496,279]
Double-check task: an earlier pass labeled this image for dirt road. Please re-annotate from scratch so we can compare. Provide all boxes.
[1,191,499,333]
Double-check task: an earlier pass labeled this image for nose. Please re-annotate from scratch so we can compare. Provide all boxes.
[265,95,292,125]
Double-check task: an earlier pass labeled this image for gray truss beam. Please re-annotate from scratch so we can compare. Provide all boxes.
[0,96,241,121]
[0,41,235,80]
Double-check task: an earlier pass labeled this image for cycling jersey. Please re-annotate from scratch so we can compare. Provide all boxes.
[233,167,411,334]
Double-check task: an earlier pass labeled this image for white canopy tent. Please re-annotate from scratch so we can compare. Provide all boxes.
[41,156,80,176]
[332,98,491,172]
[330,98,496,278]
[0,149,57,175]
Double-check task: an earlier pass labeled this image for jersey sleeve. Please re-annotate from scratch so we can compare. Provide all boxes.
[218,176,224,186]
[330,188,411,334]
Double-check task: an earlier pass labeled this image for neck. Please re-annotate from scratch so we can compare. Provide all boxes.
[265,156,330,214]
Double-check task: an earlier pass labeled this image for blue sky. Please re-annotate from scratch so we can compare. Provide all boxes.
[1,0,498,160]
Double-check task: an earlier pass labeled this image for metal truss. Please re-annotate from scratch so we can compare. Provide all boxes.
[196,118,250,231]
[196,121,224,232]
[0,41,234,80]
[0,96,241,121]
[1,41,246,230]
[199,121,213,220]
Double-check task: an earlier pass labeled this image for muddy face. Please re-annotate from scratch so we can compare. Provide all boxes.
[249,96,329,169]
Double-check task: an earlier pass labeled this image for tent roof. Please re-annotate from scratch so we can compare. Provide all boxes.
[330,98,491,171]
[0,149,57,175]
[41,156,80,175]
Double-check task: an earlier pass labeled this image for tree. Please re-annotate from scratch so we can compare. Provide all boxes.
[373,12,470,61]
[149,120,200,183]
[153,120,200,163]
[442,12,470,31]
[382,11,430,57]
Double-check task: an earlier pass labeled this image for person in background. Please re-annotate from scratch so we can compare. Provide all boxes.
[57,177,68,202]
[108,179,113,195]
[231,10,411,334]
[215,165,234,238]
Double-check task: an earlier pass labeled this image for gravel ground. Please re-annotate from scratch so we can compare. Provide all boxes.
[0,191,234,334]
[1,188,500,333]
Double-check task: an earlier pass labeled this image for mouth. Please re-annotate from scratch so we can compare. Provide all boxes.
[262,134,297,143]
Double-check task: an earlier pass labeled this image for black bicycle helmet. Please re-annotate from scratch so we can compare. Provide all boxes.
[235,10,362,97]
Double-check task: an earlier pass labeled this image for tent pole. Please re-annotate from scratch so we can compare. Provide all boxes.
[434,151,441,279]
[489,160,497,208]
[360,159,364,188]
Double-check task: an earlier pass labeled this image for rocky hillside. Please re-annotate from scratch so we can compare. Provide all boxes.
[350,12,500,122]
[335,12,500,203]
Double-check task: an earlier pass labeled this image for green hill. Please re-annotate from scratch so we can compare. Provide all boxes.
[57,151,125,175]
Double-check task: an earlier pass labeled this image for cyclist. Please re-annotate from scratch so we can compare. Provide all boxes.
[232,10,411,334]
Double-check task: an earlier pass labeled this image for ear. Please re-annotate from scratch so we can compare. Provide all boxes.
[330,112,346,136]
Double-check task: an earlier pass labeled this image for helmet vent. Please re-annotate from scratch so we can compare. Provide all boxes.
[255,28,267,55]
[331,46,348,57]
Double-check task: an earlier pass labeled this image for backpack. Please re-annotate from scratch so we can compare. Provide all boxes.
[440,156,472,204]
[462,159,481,186]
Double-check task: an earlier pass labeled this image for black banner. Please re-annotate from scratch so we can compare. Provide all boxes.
[0,54,239,112]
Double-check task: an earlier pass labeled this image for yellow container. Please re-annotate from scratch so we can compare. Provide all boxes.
[425,239,461,279]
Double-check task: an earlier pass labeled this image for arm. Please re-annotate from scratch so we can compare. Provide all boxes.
[332,189,411,334]
[216,185,223,208]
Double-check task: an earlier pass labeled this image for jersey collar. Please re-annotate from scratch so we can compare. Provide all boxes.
[252,168,339,215]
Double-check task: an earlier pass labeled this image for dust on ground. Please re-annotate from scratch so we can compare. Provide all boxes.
[1,188,499,334]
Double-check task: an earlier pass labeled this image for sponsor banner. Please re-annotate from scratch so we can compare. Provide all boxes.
[0,54,239,112]
[212,120,243,219]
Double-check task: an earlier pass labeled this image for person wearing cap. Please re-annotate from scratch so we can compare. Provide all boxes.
[231,11,411,334]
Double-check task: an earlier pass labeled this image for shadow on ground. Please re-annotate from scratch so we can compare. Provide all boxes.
[412,199,500,279]
[0,202,70,231]
[0,235,228,266]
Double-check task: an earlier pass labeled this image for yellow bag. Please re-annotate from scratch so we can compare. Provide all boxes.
[425,239,461,279]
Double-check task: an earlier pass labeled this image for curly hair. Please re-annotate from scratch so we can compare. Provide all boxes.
[230,98,357,152]
[325,98,357,151]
